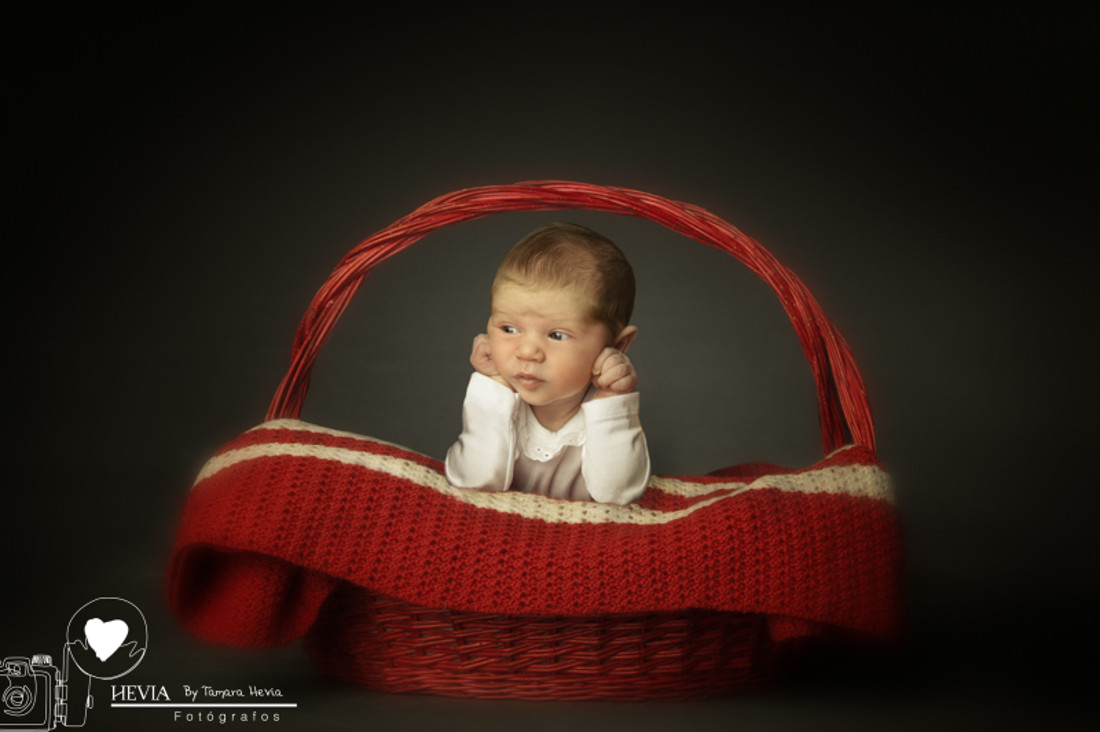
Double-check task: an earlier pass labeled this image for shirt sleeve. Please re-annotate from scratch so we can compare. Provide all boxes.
[444,372,520,492]
[580,392,651,506]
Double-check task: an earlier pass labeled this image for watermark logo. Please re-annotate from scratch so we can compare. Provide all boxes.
[2,597,146,730]
[4,597,294,729]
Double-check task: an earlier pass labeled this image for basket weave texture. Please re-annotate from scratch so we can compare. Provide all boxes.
[304,587,779,700]
[167,181,901,700]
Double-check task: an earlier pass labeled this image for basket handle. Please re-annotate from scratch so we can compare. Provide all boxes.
[266,181,875,455]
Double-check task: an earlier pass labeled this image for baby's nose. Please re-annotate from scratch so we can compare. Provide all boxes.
[517,338,544,361]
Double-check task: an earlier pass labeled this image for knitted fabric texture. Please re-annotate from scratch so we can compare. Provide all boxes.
[167,419,902,649]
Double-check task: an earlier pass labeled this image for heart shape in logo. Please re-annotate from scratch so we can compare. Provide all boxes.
[85,618,129,662]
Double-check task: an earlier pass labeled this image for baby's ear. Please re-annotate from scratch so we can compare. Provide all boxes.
[612,325,638,354]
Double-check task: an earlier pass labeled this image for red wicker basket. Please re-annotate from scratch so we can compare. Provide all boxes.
[168,181,900,701]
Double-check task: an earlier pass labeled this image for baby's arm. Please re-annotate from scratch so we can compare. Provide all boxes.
[444,337,519,492]
[581,392,650,506]
[583,346,649,504]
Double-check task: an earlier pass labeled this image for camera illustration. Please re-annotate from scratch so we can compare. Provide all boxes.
[1,647,91,730]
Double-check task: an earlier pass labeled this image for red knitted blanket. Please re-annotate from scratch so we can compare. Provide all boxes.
[167,419,902,649]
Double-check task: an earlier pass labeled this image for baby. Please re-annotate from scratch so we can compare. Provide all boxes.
[444,223,650,506]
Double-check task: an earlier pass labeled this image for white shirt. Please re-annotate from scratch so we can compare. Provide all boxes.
[444,373,650,505]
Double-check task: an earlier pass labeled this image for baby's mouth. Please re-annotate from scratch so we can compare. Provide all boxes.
[514,373,544,389]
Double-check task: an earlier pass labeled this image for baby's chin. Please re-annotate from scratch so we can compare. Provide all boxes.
[514,388,588,410]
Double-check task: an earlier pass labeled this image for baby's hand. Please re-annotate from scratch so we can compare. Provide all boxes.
[470,334,512,389]
[591,347,637,399]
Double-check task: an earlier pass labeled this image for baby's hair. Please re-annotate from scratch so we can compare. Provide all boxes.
[492,223,635,339]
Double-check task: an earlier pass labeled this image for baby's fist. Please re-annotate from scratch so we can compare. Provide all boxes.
[592,347,637,399]
[470,334,497,375]
[470,334,512,389]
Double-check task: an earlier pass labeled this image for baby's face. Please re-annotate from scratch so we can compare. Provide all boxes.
[487,282,610,425]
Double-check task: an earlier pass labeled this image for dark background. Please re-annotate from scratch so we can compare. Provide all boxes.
[8,4,1096,730]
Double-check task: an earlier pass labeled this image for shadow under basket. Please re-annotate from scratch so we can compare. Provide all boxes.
[304,584,783,701]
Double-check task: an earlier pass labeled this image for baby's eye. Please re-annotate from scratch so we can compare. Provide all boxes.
[548,331,571,342]
[500,325,519,335]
